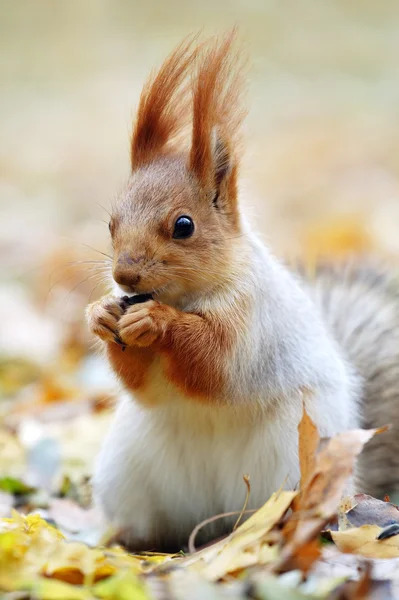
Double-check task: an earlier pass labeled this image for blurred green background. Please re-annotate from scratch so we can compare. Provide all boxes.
[1,0,399,363]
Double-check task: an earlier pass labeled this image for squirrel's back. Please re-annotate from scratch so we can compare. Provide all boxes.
[304,262,399,498]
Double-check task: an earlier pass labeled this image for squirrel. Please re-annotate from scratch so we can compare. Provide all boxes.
[86,32,399,551]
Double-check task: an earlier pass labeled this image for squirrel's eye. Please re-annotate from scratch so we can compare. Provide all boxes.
[172,215,194,239]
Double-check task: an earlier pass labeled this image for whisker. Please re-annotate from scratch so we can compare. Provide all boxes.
[62,273,105,305]
[81,243,113,260]
[66,259,112,266]
[44,259,111,289]
[45,272,78,305]
[88,279,109,303]
[95,202,112,219]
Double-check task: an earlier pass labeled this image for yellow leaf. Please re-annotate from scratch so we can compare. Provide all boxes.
[1,511,64,540]
[331,525,399,559]
[178,490,297,580]
[0,512,156,591]
[94,571,150,600]
[23,578,92,600]
[0,530,25,556]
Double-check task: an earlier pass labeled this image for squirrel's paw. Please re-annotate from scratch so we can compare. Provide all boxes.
[86,296,124,344]
[118,300,172,347]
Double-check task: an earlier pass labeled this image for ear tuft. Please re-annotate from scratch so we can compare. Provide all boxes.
[130,36,199,170]
[189,30,245,194]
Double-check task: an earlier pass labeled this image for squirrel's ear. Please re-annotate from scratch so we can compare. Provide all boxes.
[189,122,236,210]
[210,132,239,216]
[213,132,232,190]
[188,31,243,223]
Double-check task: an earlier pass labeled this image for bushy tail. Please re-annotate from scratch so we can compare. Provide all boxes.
[307,262,399,498]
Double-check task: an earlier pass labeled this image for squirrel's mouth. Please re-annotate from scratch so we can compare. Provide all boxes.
[114,282,167,299]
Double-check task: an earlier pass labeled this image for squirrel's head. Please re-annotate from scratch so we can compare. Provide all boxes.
[110,33,246,303]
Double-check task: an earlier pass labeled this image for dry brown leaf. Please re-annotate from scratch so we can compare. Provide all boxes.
[345,494,399,529]
[281,538,322,574]
[331,525,399,559]
[298,404,320,499]
[302,426,387,518]
[274,425,385,574]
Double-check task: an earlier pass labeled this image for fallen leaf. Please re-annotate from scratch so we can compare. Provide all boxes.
[21,578,92,600]
[345,494,399,529]
[302,427,387,518]
[274,426,385,574]
[177,490,297,581]
[331,525,399,559]
[1,511,65,539]
[93,571,151,600]
[0,511,176,597]
[298,405,320,494]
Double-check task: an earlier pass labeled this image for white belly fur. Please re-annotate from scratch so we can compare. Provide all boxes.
[93,373,339,548]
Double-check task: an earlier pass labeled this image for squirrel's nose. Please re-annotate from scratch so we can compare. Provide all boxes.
[113,253,143,289]
[113,269,141,289]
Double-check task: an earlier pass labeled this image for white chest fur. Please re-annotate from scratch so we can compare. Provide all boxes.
[93,387,313,548]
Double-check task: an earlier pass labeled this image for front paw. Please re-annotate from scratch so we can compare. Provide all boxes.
[86,296,124,345]
[118,301,173,348]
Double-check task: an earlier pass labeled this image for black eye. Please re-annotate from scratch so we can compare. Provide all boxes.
[172,215,194,239]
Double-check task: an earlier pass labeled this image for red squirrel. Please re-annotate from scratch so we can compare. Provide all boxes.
[86,32,399,551]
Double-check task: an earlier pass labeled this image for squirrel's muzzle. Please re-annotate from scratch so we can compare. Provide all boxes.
[113,252,144,290]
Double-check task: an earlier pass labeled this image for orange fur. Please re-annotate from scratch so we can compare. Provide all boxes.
[107,344,155,393]
[94,297,239,404]
[130,36,198,169]
[159,311,235,402]
[189,30,245,190]
[116,300,236,401]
